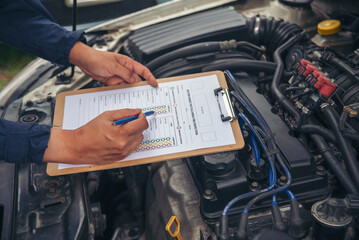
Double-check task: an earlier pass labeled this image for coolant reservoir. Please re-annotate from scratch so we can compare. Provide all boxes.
[311,19,353,52]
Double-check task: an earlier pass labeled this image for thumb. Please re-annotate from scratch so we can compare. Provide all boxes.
[106,76,125,85]
[105,108,142,121]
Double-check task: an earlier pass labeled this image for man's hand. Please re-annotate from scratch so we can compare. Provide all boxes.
[43,109,148,164]
[69,42,158,87]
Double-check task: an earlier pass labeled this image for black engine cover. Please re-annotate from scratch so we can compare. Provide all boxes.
[187,76,330,221]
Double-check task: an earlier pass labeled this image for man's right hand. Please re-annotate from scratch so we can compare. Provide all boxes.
[43,108,148,164]
[69,42,158,87]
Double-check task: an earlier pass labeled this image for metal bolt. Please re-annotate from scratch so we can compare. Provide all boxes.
[278,176,287,186]
[317,165,324,171]
[204,189,215,199]
[316,165,326,176]
[251,182,261,191]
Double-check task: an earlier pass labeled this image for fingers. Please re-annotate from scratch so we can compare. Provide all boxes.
[131,61,158,87]
[105,73,141,86]
[61,108,148,165]
[104,109,148,136]
[132,73,142,83]
[123,133,144,157]
[105,108,142,121]
[106,76,125,85]
[111,64,136,84]
[115,55,158,87]
[99,134,144,164]
[103,118,145,162]
[110,113,147,157]
[105,131,143,157]
[123,113,149,136]
[72,45,157,87]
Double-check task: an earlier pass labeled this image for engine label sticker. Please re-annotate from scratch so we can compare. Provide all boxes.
[58,74,235,169]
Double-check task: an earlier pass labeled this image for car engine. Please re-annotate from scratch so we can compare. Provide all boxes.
[1,1,359,239]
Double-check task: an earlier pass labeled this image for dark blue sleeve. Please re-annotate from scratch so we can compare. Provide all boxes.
[0,119,51,163]
[0,0,84,66]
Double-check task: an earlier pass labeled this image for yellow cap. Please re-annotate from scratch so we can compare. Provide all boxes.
[317,20,341,35]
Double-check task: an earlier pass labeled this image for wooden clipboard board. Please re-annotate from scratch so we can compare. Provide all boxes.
[47,71,244,176]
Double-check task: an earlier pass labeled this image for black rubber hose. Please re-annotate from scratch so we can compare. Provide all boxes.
[324,53,359,81]
[202,60,277,72]
[234,213,248,240]
[344,132,359,142]
[271,204,288,232]
[296,124,336,143]
[288,200,305,239]
[235,41,266,53]
[246,16,302,53]
[321,103,359,192]
[339,111,349,132]
[218,215,229,240]
[311,134,359,195]
[146,40,262,71]
[271,32,307,126]
[146,41,225,71]
[285,86,306,93]
[153,55,256,78]
[290,90,312,100]
[201,60,293,78]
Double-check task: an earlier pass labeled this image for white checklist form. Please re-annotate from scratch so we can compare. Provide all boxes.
[58,74,236,170]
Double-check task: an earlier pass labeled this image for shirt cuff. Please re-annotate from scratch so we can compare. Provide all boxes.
[4,122,51,164]
[57,30,87,66]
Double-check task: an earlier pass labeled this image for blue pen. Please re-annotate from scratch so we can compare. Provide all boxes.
[113,111,155,126]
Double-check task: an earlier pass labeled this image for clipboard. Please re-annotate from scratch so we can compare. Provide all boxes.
[47,71,244,176]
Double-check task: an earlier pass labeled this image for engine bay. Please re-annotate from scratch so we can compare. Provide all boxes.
[1,0,359,239]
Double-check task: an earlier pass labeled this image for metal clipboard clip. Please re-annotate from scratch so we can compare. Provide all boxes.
[214,87,236,122]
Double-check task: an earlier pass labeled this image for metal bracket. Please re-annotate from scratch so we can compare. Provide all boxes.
[214,87,236,122]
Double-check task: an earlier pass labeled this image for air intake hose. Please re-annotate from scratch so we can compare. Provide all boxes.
[246,15,303,54]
